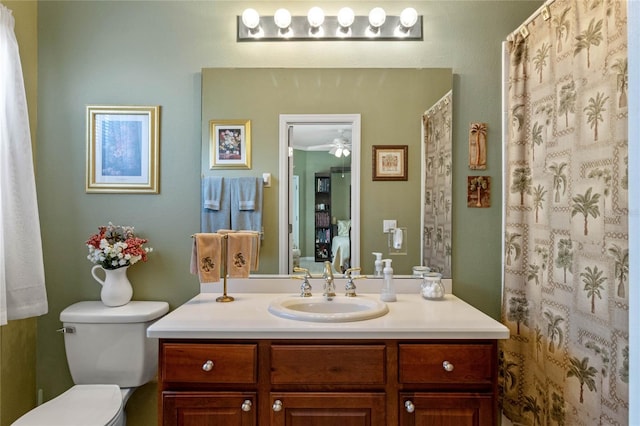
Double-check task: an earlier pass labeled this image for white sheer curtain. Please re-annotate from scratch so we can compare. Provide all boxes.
[0,4,47,325]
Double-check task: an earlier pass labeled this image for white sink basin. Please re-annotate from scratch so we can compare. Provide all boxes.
[268,295,389,322]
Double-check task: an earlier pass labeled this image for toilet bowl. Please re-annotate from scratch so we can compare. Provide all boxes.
[12,301,169,426]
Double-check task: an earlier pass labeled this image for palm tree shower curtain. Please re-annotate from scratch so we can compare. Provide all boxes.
[500,0,628,424]
[422,90,453,277]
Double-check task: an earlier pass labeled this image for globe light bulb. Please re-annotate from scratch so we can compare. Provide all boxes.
[307,7,325,28]
[368,7,386,29]
[400,8,418,29]
[274,8,291,30]
[337,7,355,28]
[241,8,260,30]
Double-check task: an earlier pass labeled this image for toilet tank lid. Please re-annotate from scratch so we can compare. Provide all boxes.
[60,301,169,323]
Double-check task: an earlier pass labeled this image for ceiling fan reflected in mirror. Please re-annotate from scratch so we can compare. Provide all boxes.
[328,130,351,158]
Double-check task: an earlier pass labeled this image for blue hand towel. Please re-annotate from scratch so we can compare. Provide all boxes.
[235,177,257,211]
[201,176,231,232]
[203,176,223,210]
[230,177,263,232]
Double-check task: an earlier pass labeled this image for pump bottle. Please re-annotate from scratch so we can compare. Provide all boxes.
[372,252,383,277]
[380,259,397,302]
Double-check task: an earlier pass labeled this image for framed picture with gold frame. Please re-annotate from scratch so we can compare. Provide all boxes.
[372,145,408,181]
[209,119,252,169]
[86,105,160,193]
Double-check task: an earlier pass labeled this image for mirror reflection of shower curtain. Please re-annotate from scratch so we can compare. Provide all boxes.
[292,175,299,251]
[421,90,453,277]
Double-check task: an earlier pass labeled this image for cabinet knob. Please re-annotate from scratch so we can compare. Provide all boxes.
[442,360,454,372]
[272,399,283,412]
[241,400,252,412]
[202,360,214,371]
[405,400,415,413]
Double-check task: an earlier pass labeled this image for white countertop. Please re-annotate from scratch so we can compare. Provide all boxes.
[147,280,509,340]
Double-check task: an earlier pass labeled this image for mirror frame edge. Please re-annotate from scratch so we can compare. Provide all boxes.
[278,113,361,274]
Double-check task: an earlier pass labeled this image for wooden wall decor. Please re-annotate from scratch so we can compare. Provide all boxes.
[468,122,487,170]
[467,176,490,208]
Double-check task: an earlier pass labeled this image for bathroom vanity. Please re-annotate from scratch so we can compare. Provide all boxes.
[147,282,509,426]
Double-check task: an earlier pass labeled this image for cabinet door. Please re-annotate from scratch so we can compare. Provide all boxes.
[162,392,256,426]
[400,393,494,426]
[270,392,385,426]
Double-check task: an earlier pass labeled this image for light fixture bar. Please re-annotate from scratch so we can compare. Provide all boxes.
[237,14,423,41]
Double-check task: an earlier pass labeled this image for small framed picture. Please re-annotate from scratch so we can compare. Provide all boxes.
[86,105,160,193]
[372,145,408,181]
[209,119,251,169]
[467,176,491,208]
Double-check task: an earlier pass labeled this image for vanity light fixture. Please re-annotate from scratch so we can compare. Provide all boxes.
[237,7,423,41]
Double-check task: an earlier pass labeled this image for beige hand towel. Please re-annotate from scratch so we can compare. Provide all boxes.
[249,231,260,271]
[193,233,222,283]
[226,232,253,278]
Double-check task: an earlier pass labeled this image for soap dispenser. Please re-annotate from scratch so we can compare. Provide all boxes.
[372,252,383,277]
[380,259,397,302]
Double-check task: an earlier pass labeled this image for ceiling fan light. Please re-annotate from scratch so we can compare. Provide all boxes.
[343,148,350,157]
[334,147,343,158]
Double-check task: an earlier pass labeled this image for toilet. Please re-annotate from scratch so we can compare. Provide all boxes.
[12,300,169,426]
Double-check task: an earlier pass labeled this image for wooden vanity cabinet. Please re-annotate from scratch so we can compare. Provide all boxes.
[158,339,498,426]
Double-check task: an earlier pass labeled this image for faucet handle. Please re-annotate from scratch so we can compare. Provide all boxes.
[344,269,367,297]
[293,266,313,278]
[291,275,313,297]
[344,267,362,278]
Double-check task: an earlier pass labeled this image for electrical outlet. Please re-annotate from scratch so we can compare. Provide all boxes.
[383,219,397,233]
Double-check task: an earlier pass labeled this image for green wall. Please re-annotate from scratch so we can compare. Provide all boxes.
[32,1,541,425]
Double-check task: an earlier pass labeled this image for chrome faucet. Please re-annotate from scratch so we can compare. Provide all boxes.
[322,261,336,301]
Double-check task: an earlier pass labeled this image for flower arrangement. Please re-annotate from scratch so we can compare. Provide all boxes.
[86,222,152,270]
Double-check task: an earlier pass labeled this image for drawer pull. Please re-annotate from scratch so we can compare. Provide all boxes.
[241,400,252,412]
[272,399,283,412]
[202,360,214,371]
[442,360,454,372]
[405,400,415,413]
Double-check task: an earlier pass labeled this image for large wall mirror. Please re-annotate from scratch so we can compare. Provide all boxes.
[201,68,452,277]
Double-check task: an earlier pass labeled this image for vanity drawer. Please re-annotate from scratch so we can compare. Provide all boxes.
[399,343,494,386]
[162,343,257,384]
[271,344,386,385]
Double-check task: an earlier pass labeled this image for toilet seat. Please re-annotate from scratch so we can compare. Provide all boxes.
[12,385,123,426]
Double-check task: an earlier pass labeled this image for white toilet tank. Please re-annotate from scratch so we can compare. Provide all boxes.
[60,301,169,388]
